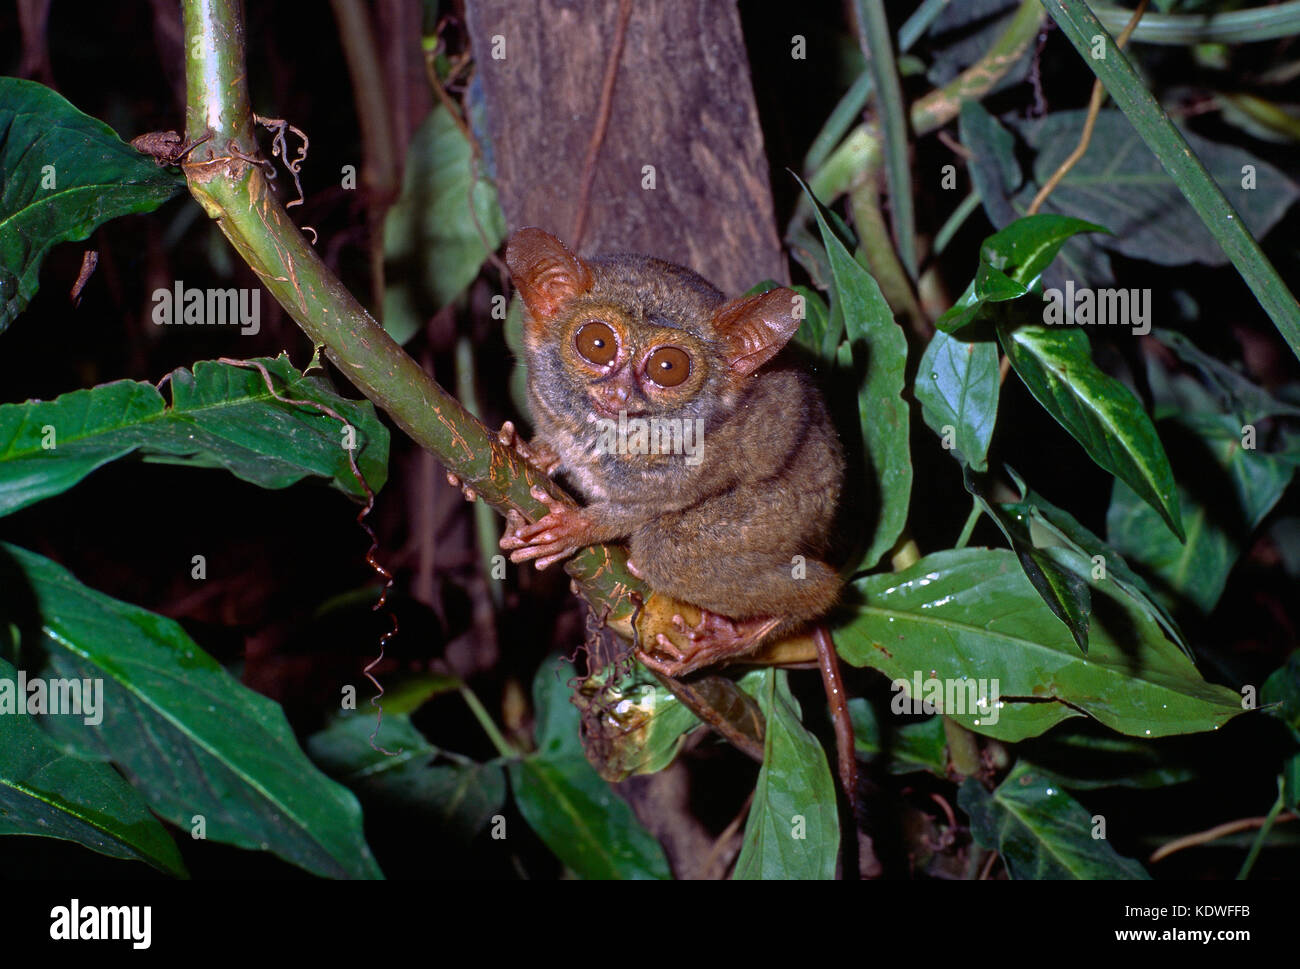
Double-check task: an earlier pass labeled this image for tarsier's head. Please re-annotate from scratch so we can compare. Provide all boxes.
[506,227,803,433]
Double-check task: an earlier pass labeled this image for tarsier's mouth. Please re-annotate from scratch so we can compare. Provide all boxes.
[586,396,645,420]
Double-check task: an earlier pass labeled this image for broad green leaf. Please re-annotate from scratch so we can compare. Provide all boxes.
[508,661,670,879]
[1003,466,1188,657]
[916,329,999,472]
[0,354,388,517]
[571,662,700,782]
[837,548,1244,742]
[1012,110,1300,280]
[965,466,1091,652]
[791,285,838,365]
[798,176,911,571]
[960,99,1022,230]
[307,713,505,843]
[1153,329,1300,424]
[1263,653,1300,745]
[1107,414,1295,613]
[1029,4,1300,357]
[3,544,382,879]
[0,79,185,332]
[959,763,1150,879]
[998,322,1183,539]
[382,105,507,344]
[849,699,948,776]
[734,669,839,880]
[1019,727,1200,791]
[0,658,185,875]
[937,215,1104,332]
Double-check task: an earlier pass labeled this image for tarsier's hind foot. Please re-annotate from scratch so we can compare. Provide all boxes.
[445,421,561,501]
[639,610,782,678]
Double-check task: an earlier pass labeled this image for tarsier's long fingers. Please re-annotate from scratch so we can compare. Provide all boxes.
[445,471,476,503]
[499,486,585,569]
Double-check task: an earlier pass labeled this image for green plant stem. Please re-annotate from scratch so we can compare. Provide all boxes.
[1094,0,1300,45]
[855,0,917,279]
[329,0,396,310]
[955,499,982,549]
[796,0,1042,228]
[458,684,518,759]
[1236,778,1286,879]
[933,190,981,256]
[943,716,981,777]
[455,336,505,613]
[1043,0,1300,365]
[848,164,926,337]
[910,0,1044,135]
[179,0,647,626]
[803,0,956,173]
[805,73,875,176]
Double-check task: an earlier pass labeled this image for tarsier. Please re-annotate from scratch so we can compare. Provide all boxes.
[455,227,856,801]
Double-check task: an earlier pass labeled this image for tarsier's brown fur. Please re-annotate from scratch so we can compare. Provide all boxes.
[500,227,845,675]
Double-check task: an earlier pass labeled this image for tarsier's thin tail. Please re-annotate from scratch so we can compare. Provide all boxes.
[813,624,859,816]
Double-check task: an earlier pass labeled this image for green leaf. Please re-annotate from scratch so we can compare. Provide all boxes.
[1012,110,1300,281]
[1107,414,1295,613]
[1262,652,1300,745]
[1019,726,1200,791]
[960,99,1022,230]
[791,285,838,364]
[2,544,382,879]
[508,661,670,879]
[734,669,839,879]
[964,466,1091,652]
[915,329,999,472]
[798,175,911,571]
[981,214,1108,290]
[382,105,507,344]
[937,214,1105,332]
[848,699,948,776]
[1152,328,1300,424]
[1040,0,1300,363]
[1003,466,1188,656]
[0,79,185,332]
[959,763,1150,879]
[837,548,1244,742]
[0,355,389,517]
[307,713,505,843]
[998,322,1183,539]
[0,658,185,875]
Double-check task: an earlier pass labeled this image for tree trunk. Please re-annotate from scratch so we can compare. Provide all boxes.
[464,0,787,294]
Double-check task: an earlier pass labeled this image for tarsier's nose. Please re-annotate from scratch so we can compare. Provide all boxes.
[592,373,645,416]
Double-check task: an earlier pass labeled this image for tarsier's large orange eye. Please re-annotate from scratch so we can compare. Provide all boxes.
[645,346,691,387]
[575,321,617,365]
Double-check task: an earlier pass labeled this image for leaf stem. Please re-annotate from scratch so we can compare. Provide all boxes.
[1236,778,1287,879]
[955,499,983,549]
[458,684,518,759]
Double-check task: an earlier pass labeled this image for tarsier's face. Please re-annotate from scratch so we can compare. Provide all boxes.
[507,226,803,447]
[543,295,720,427]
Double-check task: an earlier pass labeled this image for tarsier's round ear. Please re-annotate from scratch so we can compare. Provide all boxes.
[506,227,594,320]
[711,288,802,377]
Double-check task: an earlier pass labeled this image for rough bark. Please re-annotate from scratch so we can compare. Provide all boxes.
[464,0,787,294]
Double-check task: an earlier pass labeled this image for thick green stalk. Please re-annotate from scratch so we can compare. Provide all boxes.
[179,0,646,625]
[855,0,917,279]
[796,0,1042,229]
